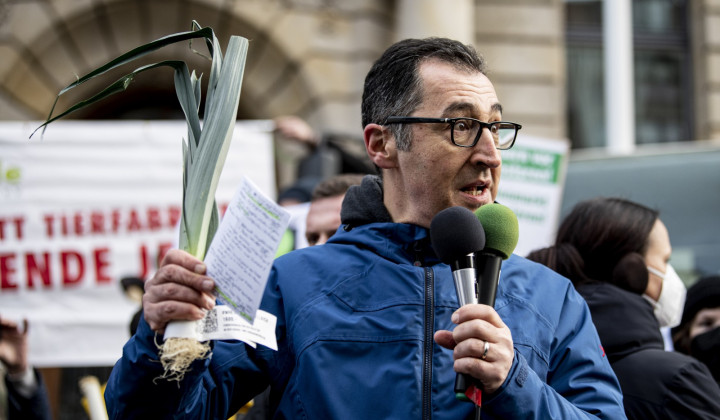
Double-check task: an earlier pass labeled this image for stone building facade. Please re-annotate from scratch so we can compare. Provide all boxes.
[2,0,718,149]
[0,0,569,141]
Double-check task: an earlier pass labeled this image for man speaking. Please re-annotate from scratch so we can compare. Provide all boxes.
[105,37,626,419]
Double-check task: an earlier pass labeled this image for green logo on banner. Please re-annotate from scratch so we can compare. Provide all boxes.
[502,147,562,184]
[0,160,21,185]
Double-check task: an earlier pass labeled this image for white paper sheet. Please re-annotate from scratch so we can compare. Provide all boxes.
[164,306,278,350]
[205,176,290,322]
[165,176,289,348]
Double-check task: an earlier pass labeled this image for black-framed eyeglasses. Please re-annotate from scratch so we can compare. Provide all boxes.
[384,116,521,150]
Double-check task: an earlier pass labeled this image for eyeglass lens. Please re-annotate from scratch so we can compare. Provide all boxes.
[452,119,516,149]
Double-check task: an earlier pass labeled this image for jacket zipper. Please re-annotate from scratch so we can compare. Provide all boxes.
[422,265,434,419]
[414,240,433,419]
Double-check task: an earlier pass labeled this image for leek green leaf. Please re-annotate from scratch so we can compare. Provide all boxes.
[32,22,249,263]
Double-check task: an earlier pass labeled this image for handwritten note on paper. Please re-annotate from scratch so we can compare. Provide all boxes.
[204,176,290,323]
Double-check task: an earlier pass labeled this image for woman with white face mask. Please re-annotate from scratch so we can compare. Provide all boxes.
[527,197,720,419]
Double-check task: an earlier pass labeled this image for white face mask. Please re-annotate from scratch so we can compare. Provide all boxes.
[644,264,687,328]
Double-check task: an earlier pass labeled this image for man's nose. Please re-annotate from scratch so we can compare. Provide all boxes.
[470,127,501,168]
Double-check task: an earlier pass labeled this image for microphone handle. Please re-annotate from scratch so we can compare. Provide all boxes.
[455,374,471,400]
[455,252,502,402]
[476,251,502,307]
[451,258,478,401]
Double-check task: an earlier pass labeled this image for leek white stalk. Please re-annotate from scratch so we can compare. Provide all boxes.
[79,376,108,420]
[32,22,249,382]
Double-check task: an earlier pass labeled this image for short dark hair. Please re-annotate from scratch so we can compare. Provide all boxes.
[361,37,487,151]
[311,173,365,201]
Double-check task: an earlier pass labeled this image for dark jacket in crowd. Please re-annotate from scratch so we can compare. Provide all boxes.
[578,281,720,419]
[5,368,52,420]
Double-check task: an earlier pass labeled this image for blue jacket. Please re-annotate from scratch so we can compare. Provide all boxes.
[105,221,625,419]
[106,175,625,418]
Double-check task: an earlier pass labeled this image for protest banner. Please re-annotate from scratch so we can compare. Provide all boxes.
[496,135,570,257]
[0,120,275,366]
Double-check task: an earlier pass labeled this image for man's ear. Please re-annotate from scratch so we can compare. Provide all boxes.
[364,123,397,169]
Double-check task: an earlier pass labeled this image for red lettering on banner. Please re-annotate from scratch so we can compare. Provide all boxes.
[26,252,51,289]
[2,248,134,290]
[111,209,122,233]
[147,207,162,230]
[38,205,184,240]
[139,244,150,279]
[168,206,181,228]
[157,242,172,267]
[0,216,25,240]
[73,212,83,235]
[14,217,24,240]
[43,214,55,238]
[61,250,84,286]
[60,214,69,236]
[1,254,18,290]
[127,209,142,232]
[138,242,174,279]
[90,211,105,234]
[94,247,111,283]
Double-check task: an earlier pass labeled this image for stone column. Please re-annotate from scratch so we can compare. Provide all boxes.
[603,0,635,154]
[395,0,474,44]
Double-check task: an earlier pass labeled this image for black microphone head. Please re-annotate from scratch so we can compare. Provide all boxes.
[430,206,486,264]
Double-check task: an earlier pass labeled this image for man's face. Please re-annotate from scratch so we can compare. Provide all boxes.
[305,194,345,246]
[390,59,503,226]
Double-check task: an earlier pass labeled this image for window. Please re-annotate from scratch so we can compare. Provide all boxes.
[565,0,691,149]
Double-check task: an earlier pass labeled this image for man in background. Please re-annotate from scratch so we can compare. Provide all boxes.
[304,173,364,246]
[0,317,51,420]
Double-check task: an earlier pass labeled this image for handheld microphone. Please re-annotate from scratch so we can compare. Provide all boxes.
[430,206,486,307]
[473,203,519,307]
[457,203,517,416]
[430,206,486,401]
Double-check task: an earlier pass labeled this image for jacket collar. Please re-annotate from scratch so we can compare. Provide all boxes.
[340,175,392,227]
[336,175,438,266]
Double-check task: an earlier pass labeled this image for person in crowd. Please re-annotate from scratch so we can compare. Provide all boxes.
[672,274,720,386]
[0,317,52,420]
[527,197,720,418]
[104,37,626,419]
[274,115,375,180]
[276,173,366,255]
[274,115,375,208]
[304,173,364,246]
[121,276,146,337]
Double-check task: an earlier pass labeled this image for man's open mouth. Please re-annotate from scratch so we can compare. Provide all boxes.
[461,185,486,197]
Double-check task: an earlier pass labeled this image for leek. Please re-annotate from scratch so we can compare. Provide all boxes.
[32,21,249,382]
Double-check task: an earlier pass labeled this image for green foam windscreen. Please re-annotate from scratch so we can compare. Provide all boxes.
[474,203,519,260]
